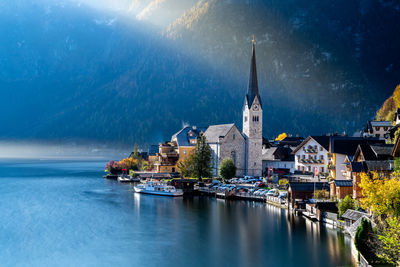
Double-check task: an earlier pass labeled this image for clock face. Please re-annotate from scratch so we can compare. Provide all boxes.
[253,104,259,111]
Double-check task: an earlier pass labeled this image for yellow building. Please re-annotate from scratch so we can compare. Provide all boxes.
[153,126,207,174]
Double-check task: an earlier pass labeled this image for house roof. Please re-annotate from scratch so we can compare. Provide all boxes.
[370,121,392,127]
[288,182,329,192]
[292,136,330,154]
[341,209,369,221]
[333,179,353,187]
[330,137,384,156]
[171,126,207,147]
[262,147,278,161]
[354,143,393,161]
[364,160,394,172]
[204,123,239,143]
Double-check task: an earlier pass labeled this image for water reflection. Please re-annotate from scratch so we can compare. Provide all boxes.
[0,160,355,267]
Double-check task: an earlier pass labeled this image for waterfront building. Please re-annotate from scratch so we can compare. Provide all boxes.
[292,136,330,176]
[327,136,384,180]
[347,142,394,200]
[171,125,207,162]
[153,141,179,173]
[262,145,296,175]
[287,182,330,207]
[329,180,353,200]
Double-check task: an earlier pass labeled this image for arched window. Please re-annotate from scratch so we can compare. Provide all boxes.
[231,151,236,166]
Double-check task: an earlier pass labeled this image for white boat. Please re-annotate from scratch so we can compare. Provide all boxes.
[118,174,132,183]
[134,181,183,197]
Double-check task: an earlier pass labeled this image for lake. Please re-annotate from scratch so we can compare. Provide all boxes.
[0,159,354,267]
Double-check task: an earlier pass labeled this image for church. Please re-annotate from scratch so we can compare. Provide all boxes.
[153,38,263,177]
[204,38,263,177]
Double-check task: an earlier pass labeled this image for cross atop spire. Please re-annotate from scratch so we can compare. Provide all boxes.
[246,35,261,108]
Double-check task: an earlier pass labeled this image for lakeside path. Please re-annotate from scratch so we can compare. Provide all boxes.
[0,159,355,267]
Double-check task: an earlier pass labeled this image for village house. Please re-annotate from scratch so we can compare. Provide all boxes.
[262,145,296,175]
[327,136,384,180]
[363,120,392,140]
[346,142,395,200]
[292,136,330,176]
[171,125,207,162]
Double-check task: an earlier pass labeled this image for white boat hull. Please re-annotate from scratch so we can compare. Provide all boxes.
[134,187,183,197]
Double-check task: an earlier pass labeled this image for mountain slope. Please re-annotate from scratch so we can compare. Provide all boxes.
[0,0,399,146]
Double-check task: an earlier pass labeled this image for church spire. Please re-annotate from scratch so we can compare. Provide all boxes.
[246,35,261,108]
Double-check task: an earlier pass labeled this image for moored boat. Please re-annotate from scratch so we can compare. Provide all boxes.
[134,181,183,197]
[118,174,132,183]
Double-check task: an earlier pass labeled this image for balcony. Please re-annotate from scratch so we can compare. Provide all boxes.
[299,159,325,164]
[303,148,318,154]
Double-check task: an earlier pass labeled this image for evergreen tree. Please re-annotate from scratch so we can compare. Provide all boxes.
[192,135,212,181]
[219,158,236,181]
[355,218,373,261]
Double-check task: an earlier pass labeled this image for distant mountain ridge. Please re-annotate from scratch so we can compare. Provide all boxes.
[0,0,399,147]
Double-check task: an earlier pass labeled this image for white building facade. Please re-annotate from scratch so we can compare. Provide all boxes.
[293,136,329,175]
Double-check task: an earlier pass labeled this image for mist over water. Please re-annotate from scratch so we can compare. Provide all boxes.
[0,160,355,267]
[0,142,129,160]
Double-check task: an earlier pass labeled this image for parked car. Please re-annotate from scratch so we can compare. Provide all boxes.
[279,192,287,199]
[230,178,239,184]
[266,189,280,197]
[254,181,265,187]
[254,189,266,196]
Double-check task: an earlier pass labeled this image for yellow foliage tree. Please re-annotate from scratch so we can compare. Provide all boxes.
[119,157,140,171]
[359,172,400,217]
[275,133,287,141]
[376,84,400,122]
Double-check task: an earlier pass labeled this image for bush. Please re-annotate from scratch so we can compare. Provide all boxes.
[219,158,236,181]
[338,195,360,217]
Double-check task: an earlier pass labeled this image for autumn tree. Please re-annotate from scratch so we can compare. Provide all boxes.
[275,133,287,141]
[359,172,400,264]
[376,84,400,122]
[359,172,400,217]
[378,216,400,265]
[177,155,195,178]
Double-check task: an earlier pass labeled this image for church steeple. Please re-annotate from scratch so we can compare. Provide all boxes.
[246,36,261,108]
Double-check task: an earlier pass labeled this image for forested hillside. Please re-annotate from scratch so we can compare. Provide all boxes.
[0,0,399,146]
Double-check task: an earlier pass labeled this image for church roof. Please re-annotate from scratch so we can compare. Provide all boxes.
[246,38,262,108]
[204,123,238,143]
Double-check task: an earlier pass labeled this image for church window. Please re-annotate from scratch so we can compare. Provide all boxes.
[183,150,187,155]
[254,162,256,166]
[231,151,237,166]
[233,134,235,140]
[245,116,248,122]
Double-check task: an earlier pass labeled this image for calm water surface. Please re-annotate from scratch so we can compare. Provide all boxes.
[0,160,354,267]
